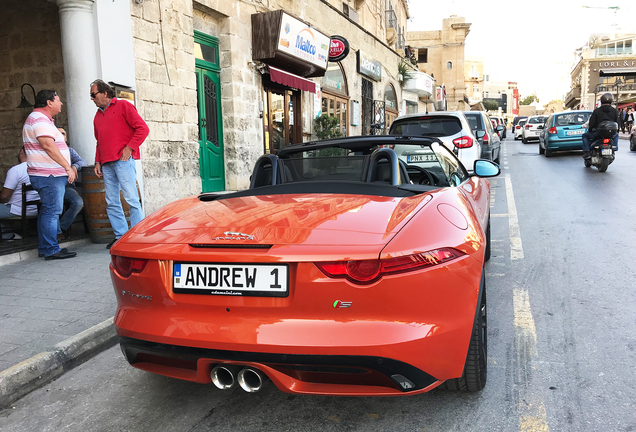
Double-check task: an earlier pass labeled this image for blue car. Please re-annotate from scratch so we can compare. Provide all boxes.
[539,110,592,157]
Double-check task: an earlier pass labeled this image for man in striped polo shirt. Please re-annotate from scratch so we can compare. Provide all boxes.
[23,90,77,260]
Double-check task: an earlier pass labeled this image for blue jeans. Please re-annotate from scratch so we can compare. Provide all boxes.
[101,159,143,238]
[29,175,67,257]
[582,131,619,151]
[58,186,84,231]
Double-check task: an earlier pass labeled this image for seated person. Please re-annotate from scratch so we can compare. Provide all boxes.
[57,127,86,237]
[0,147,40,239]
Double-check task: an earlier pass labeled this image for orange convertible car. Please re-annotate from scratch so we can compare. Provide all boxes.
[110,136,499,396]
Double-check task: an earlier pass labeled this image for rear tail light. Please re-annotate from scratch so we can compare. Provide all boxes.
[452,136,473,148]
[548,127,557,134]
[525,125,531,129]
[315,248,465,285]
[111,255,148,278]
[515,125,521,130]
[482,133,489,144]
[602,138,610,144]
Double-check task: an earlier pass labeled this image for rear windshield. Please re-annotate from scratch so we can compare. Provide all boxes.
[528,116,547,124]
[519,119,527,125]
[464,113,484,130]
[390,116,462,137]
[283,148,367,182]
[555,112,590,126]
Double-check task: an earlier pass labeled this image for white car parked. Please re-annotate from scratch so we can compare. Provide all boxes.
[388,111,482,171]
[522,115,548,143]
[514,119,527,140]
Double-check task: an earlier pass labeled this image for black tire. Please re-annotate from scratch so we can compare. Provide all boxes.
[441,272,487,392]
[598,158,609,172]
[630,137,636,152]
[544,147,552,157]
[484,219,491,262]
[522,136,527,144]
[539,144,545,154]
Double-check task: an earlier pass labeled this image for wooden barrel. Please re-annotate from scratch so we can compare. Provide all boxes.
[81,166,140,244]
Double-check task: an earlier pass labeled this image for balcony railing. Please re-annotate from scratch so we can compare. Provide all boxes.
[595,83,636,94]
[385,9,397,29]
[595,47,633,56]
[396,33,405,50]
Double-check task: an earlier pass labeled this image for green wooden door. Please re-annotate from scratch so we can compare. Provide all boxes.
[195,32,225,192]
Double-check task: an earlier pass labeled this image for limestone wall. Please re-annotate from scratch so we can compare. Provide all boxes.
[0,0,66,180]
[130,0,201,214]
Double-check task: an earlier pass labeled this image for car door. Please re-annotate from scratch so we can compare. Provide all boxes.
[487,117,501,161]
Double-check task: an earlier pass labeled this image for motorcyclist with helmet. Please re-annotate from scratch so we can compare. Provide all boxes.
[582,92,619,159]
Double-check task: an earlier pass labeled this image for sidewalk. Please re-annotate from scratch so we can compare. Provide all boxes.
[0,239,117,407]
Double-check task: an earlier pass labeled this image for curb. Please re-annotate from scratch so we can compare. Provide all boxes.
[0,317,117,408]
[0,238,92,267]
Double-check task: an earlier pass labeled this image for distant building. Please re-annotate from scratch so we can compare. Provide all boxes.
[566,33,636,111]
[407,15,471,111]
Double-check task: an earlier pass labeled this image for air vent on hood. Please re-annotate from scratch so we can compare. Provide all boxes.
[189,244,273,250]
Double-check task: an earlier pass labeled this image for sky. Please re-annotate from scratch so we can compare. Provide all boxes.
[407,0,636,107]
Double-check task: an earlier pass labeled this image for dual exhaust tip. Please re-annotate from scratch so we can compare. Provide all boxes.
[211,364,267,392]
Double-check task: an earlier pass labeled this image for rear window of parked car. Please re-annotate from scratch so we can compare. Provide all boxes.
[555,113,590,126]
[464,113,484,131]
[519,119,527,126]
[528,116,547,124]
[390,117,462,137]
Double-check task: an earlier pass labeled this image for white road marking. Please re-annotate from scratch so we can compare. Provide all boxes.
[505,174,524,260]
[514,288,549,432]
[491,213,509,217]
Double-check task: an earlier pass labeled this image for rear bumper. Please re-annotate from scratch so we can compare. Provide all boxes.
[119,336,440,396]
[545,137,583,150]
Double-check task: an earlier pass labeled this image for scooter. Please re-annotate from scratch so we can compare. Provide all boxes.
[584,121,617,173]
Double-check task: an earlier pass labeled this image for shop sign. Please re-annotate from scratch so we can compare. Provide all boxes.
[597,60,636,68]
[329,36,350,62]
[512,88,519,115]
[277,13,330,69]
[357,51,381,81]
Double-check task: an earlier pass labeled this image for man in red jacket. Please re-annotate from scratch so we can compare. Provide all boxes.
[91,79,149,249]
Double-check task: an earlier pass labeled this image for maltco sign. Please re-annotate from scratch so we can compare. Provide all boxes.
[598,60,636,68]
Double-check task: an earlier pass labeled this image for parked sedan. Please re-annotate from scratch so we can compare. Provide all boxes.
[463,111,502,163]
[491,116,507,139]
[539,110,591,157]
[521,115,548,143]
[514,119,527,140]
[110,135,499,396]
[389,112,482,171]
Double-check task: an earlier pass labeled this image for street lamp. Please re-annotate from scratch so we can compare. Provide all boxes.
[614,78,623,106]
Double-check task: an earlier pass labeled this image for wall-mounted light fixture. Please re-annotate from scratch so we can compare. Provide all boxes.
[16,83,36,109]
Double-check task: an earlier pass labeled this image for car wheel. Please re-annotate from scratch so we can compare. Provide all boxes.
[522,136,527,144]
[630,137,636,151]
[539,144,545,154]
[441,272,487,392]
[544,147,552,157]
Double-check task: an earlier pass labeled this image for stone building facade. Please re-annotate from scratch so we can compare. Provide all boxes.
[2,0,422,215]
[566,33,636,111]
[407,15,471,112]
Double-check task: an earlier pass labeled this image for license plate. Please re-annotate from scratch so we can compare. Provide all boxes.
[407,154,436,162]
[532,131,539,135]
[602,149,613,155]
[566,130,584,136]
[173,262,289,297]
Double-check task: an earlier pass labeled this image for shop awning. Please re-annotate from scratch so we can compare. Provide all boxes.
[600,67,636,75]
[269,66,316,93]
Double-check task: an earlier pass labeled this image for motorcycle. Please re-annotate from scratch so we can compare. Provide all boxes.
[584,121,617,173]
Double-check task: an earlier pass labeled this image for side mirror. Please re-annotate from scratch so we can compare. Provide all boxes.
[473,159,500,177]
[496,125,503,132]
[475,130,486,139]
